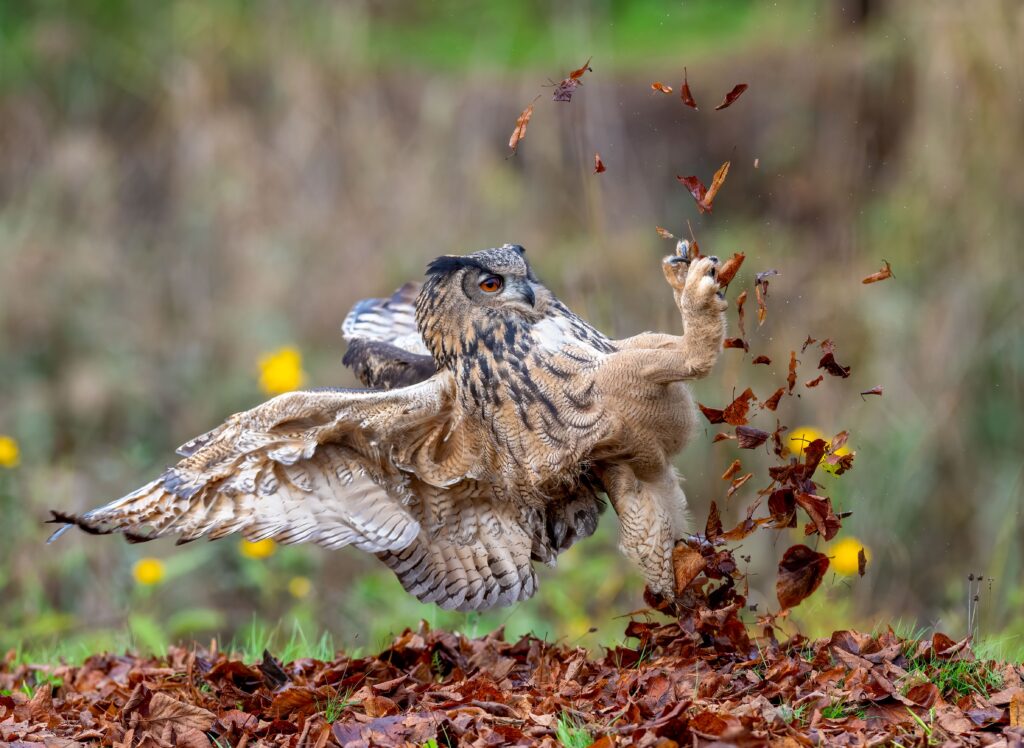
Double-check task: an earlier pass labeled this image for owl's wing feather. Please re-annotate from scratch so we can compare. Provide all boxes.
[48,376,470,553]
[376,478,605,612]
[379,484,538,611]
[341,282,437,389]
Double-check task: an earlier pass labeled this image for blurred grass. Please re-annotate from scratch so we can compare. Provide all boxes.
[1,0,1022,657]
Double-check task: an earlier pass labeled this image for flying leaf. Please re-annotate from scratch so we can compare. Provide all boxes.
[761,387,784,411]
[714,83,748,111]
[860,385,884,399]
[702,160,731,211]
[787,351,798,393]
[723,387,756,426]
[552,57,592,102]
[753,269,777,326]
[594,152,606,174]
[752,355,771,365]
[680,67,698,109]
[655,226,675,240]
[699,403,725,424]
[858,548,868,577]
[801,335,817,353]
[818,339,852,378]
[736,425,769,449]
[713,432,735,443]
[736,290,748,337]
[717,252,745,286]
[705,501,723,540]
[672,544,706,595]
[796,493,840,540]
[677,175,707,207]
[724,337,749,351]
[677,161,730,213]
[508,98,539,153]
[755,284,767,324]
[650,82,673,95]
[862,259,893,284]
[804,375,824,388]
[727,473,753,498]
[777,544,830,609]
[721,459,742,481]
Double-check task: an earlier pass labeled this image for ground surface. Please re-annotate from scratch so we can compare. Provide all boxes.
[2,616,1022,747]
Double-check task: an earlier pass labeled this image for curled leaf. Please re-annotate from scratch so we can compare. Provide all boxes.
[761,387,784,411]
[716,252,745,286]
[787,351,798,394]
[860,385,884,399]
[777,544,830,609]
[650,81,673,94]
[715,83,749,111]
[724,337,749,351]
[655,226,675,240]
[862,259,893,284]
[509,98,539,153]
[552,57,592,102]
[804,375,824,388]
[680,67,698,109]
[699,403,725,424]
[721,459,742,481]
[736,290,748,337]
[736,425,769,449]
[594,152,607,174]
[752,355,771,365]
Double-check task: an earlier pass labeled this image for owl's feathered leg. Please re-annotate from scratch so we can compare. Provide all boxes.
[615,255,727,383]
[602,462,688,598]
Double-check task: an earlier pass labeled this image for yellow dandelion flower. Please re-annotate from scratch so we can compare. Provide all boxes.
[832,537,870,576]
[258,346,305,395]
[288,576,312,599]
[787,426,827,456]
[132,557,166,585]
[0,435,20,468]
[239,537,277,559]
[788,425,852,475]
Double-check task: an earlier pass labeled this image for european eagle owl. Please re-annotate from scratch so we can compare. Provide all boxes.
[51,244,727,611]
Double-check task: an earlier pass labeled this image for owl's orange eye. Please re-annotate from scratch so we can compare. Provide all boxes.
[479,275,503,293]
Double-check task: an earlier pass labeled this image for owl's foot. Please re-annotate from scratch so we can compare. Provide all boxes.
[664,251,727,316]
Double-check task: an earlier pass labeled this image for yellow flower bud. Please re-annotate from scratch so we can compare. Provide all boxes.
[239,537,277,559]
[831,537,870,576]
[288,576,312,599]
[258,347,305,395]
[132,557,166,585]
[0,435,20,468]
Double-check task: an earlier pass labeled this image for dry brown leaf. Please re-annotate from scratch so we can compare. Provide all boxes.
[672,544,707,595]
[715,83,749,110]
[680,67,698,109]
[862,260,893,284]
[650,81,673,94]
[655,226,675,240]
[594,152,606,173]
[721,459,742,481]
[508,98,539,154]
[144,692,216,733]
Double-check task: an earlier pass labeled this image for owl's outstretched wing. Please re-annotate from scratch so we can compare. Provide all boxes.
[47,376,473,552]
[341,282,437,389]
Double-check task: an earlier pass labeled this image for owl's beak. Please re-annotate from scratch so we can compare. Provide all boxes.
[517,280,536,307]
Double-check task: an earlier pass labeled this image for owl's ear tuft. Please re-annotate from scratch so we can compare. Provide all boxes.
[425,255,487,278]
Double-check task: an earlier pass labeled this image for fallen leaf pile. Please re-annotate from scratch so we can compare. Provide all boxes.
[2,621,1021,747]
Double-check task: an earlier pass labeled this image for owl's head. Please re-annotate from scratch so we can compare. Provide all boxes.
[416,244,550,366]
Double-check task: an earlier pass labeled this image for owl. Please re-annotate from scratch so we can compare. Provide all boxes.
[50,244,727,611]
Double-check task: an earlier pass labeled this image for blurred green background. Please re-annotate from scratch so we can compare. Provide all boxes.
[1,0,1022,660]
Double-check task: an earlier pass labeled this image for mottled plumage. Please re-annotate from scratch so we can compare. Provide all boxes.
[50,243,727,610]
